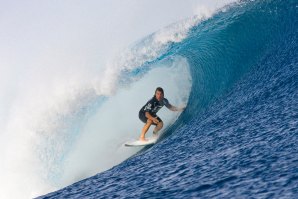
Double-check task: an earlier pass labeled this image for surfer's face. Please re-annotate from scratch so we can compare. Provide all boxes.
[155,90,164,101]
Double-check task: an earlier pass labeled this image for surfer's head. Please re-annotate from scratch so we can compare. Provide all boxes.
[155,87,164,101]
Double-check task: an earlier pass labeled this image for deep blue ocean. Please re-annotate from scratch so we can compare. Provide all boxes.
[39,0,297,198]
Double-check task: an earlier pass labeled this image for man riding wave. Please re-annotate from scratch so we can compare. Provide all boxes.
[138,87,185,141]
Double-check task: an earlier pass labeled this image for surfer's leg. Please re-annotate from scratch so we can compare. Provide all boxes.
[140,119,153,141]
[153,121,163,135]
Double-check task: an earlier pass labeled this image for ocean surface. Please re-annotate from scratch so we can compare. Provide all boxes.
[35,0,297,198]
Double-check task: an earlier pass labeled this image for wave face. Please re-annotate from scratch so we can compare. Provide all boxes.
[37,0,298,198]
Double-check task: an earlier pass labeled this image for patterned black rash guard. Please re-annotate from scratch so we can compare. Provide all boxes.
[139,96,171,122]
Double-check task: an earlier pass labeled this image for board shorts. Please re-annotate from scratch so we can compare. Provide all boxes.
[139,111,162,126]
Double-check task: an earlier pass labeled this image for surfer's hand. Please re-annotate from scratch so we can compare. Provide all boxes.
[178,106,186,111]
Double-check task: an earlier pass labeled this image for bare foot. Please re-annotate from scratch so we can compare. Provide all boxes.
[139,137,147,141]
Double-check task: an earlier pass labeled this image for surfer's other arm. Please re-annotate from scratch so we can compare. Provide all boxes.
[167,104,186,112]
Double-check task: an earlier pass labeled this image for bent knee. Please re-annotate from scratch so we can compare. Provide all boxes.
[146,119,153,124]
[158,121,163,127]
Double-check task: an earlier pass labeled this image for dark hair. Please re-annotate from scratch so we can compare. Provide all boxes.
[155,87,164,95]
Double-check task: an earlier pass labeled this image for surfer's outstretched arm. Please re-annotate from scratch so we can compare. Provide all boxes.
[168,104,185,112]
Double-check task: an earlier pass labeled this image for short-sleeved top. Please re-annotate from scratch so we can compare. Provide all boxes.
[140,96,171,116]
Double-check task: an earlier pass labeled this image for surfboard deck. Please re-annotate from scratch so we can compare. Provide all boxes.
[124,137,157,147]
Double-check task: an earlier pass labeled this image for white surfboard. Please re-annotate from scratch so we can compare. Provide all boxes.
[124,137,157,147]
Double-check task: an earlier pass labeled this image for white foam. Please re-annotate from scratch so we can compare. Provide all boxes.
[62,56,192,186]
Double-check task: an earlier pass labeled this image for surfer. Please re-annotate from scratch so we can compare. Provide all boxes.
[139,87,185,141]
